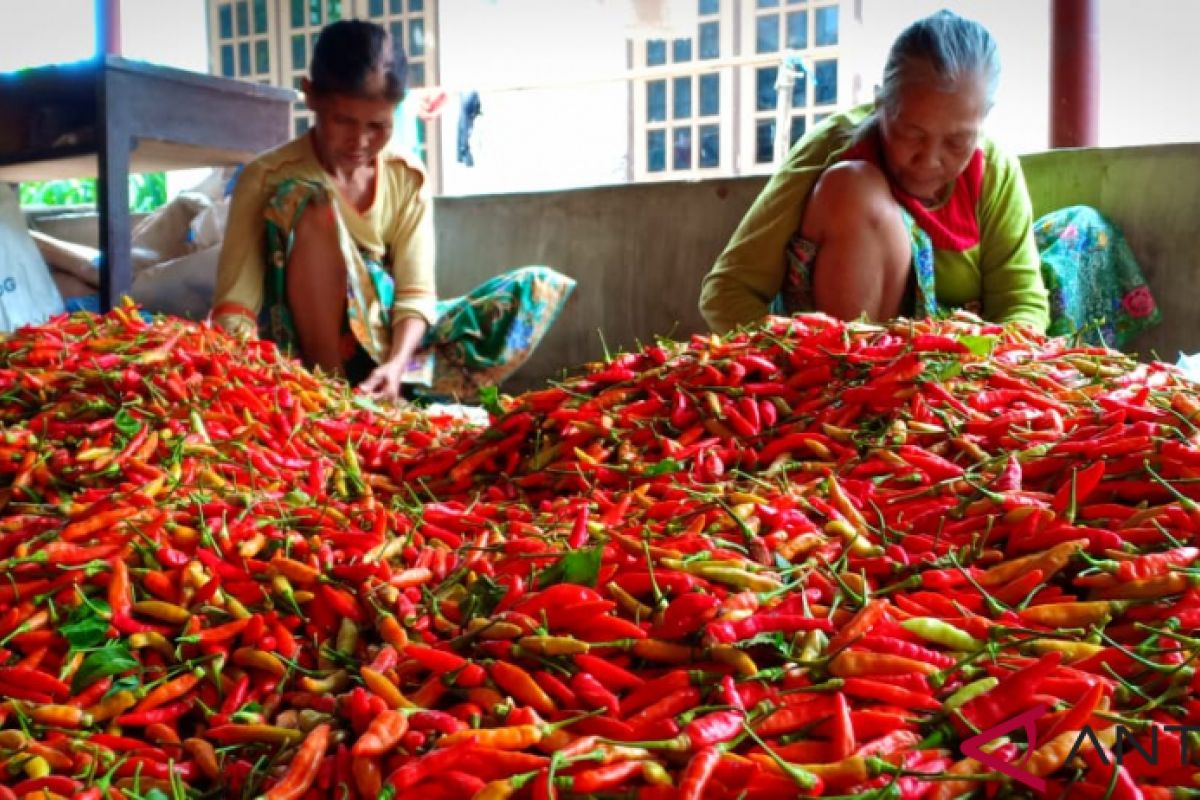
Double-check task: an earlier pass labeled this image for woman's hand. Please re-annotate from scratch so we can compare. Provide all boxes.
[359,315,428,400]
[359,357,409,399]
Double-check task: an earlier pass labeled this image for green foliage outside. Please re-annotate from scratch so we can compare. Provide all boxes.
[18,172,167,212]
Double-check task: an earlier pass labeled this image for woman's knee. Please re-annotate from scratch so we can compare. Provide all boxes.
[804,161,908,264]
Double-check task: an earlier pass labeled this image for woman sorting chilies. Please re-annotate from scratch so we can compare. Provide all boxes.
[212,20,573,400]
[700,10,1159,348]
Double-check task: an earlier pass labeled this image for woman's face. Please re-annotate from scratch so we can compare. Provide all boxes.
[305,85,397,173]
[878,65,989,203]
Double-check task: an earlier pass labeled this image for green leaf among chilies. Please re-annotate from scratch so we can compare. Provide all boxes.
[537,545,603,589]
[72,640,139,693]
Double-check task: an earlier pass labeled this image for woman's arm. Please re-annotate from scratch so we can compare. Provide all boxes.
[360,163,438,398]
[698,110,867,335]
[977,142,1051,333]
[211,163,269,337]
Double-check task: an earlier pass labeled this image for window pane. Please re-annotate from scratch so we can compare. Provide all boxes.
[236,1,249,35]
[409,0,424,10]
[221,44,235,76]
[291,0,304,27]
[295,117,310,137]
[699,124,719,167]
[756,119,775,163]
[792,72,807,106]
[647,39,667,66]
[390,22,404,54]
[815,59,837,104]
[238,42,251,75]
[292,34,306,69]
[410,63,425,86]
[672,38,692,62]
[647,80,667,122]
[756,66,777,111]
[756,15,779,53]
[757,0,780,7]
[409,19,425,56]
[673,127,692,170]
[218,4,232,38]
[790,115,807,145]
[699,0,719,13]
[255,39,269,73]
[816,5,839,46]
[786,11,807,49]
[369,0,384,15]
[673,76,692,119]
[699,73,719,116]
[309,0,321,25]
[390,0,403,12]
[254,0,268,32]
[648,130,666,172]
[327,0,342,21]
[699,21,719,59]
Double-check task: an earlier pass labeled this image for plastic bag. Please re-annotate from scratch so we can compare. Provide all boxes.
[0,184,65,332]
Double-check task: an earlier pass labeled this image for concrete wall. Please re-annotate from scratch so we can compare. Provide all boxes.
[436,141,1200,391]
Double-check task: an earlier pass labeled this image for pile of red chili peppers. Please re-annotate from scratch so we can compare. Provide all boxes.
[1,301,1199,800]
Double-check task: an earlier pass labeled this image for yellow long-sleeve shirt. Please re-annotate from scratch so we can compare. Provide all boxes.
[211,131,437,338]
[699,104,1050,335]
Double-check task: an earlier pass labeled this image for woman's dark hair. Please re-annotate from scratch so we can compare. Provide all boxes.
[309,19,407,102]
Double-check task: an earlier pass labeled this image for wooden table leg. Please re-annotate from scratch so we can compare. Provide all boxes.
[97,69,132,313]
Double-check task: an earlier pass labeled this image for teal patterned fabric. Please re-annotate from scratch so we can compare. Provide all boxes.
[779,204,1160,349]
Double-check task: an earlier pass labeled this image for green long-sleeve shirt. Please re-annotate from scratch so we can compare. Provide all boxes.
[699,104,1050,335]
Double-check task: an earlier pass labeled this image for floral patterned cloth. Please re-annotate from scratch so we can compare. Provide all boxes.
[779,204,1160,349]
[260,178,576,401]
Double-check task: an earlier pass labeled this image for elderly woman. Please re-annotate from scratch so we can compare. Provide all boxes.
[700,10,1158,347]
[212,20,573,400]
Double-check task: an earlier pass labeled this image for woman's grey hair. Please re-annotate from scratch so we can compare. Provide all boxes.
[876,9,1000,115]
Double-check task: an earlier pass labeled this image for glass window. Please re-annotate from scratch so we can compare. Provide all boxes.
[369,0,384,15]
[757,0,780,7]
[220,44,235,77]
[790,115,807,145]
[699,73,719,116]
[410,63,425,87]
[673,127,692,170]
[786,11,808,49]
[292,34,306,70]
[295,117,310,137]
[291,0,304,27]
[756,119,775,163]
[390,22,404,54]
[673,76,692,119]
[699,124,719,167]
[309,0,322,25]
[699,21,719,59]
[238,42,251,75]
[409,19,425,57]
[648,130,666,172]
[410,0,424,10]
[390,0,403,12]
[815,112,830,124]
[647,80,667,122]
[236,1,249,36]
[699,0,719,13]
[647,39,667,66]
[255,40,269,74]
[792,73,807,107]
[756,66,777,112]
[253,0,267,33]
[672,38,692,62]
[218,4,232,39]
[816,6,839,46]
[815,59,837,104]
[756,14,779,53]
[327,0,342,21]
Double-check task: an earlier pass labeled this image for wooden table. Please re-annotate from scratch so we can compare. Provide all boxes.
[0,56,293,310]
